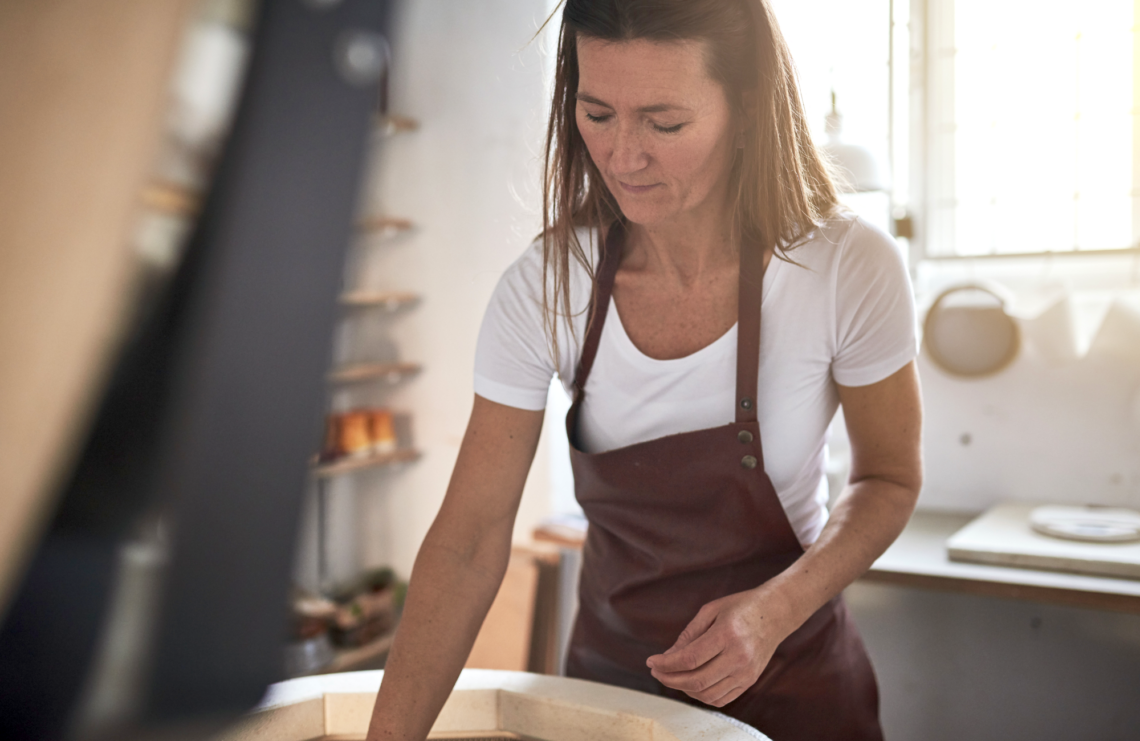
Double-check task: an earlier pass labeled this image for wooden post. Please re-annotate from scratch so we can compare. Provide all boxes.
[0,0,198,612]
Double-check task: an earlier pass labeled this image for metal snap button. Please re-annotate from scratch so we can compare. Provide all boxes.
[741,455,758,469]
[740,397,753,410]
[737,430,753,444]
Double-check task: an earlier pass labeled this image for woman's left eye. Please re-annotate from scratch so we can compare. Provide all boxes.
[652,122,685,134]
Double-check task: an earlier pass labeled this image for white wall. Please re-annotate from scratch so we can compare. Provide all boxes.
[321,0,563,582]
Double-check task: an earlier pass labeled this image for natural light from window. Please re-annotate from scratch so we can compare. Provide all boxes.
[771,0,895,234]
[943,0,1136,256]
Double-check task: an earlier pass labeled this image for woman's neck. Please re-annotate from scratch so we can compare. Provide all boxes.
[624,198,737,287]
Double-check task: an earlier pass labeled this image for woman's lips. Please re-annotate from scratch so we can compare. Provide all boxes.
[617,181,661,194]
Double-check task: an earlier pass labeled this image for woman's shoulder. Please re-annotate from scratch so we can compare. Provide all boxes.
[481,227,600,378]
[496,226,601,295]
[788,211,905,274]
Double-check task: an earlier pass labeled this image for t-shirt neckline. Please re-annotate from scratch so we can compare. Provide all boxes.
[603,256,781,369]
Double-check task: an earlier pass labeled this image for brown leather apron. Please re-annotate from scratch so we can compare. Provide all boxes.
[564,222,883,741]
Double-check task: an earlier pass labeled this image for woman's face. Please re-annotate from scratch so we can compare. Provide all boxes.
[575,37,738,230]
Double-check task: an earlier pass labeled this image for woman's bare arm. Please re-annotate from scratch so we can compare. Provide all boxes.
[366,395,545,741]
[647,361,923,706]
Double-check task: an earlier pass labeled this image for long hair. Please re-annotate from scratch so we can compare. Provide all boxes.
[539,0,841,362]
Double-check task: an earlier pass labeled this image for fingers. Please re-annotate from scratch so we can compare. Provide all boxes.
[647,630,722,674]
[664,601,717,655]
[646,594,775,708]
[652,655,744,708]
[647,602,720,671]
[696,675,745,708]
[706,682,747,708]
[650,650,730,693]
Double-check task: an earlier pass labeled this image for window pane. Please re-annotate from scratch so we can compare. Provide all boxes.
[950,0,1134,255]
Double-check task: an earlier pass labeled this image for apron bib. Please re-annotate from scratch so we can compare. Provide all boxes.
[564,222,883,741]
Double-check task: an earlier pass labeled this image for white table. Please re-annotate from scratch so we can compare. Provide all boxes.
[863,510,1140,614]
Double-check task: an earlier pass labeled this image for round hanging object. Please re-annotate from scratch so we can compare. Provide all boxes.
[1029,505,1140,543]
[923,283,1020,377]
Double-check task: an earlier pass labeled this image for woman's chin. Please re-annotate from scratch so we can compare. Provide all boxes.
[612,199,675,229]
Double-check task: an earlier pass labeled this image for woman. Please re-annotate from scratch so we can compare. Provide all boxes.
[367,1,921,739]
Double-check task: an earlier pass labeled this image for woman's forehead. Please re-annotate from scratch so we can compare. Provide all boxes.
[575,36,719,107]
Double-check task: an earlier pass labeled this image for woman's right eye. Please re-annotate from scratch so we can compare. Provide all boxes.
[583,112,611,123]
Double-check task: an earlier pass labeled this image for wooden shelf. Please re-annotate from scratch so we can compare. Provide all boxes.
[141,182,416,244]
[375,114,420,136]
[357,215,414,238]
[141,181,200,217]
[313,448,421,478]
[327,361,421,384]
[318,629,397,674]
[339,290,420,310]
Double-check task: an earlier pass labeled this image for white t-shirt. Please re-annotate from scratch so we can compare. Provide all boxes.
[474,213,917,545]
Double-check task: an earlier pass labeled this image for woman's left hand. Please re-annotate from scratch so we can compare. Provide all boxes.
[645,586,792,708]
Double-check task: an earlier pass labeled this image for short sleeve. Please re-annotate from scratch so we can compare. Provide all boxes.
[473,244,558,410]
[830,218,918,387]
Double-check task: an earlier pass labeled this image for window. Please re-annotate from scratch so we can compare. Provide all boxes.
[921,0,1138,258]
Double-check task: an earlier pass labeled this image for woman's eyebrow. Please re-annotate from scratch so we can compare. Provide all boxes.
[575,92,688,114]
[576,92,614,109]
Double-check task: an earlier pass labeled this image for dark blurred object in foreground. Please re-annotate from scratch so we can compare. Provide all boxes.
[0,0,393,738]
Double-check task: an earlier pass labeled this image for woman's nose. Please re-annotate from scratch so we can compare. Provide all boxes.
[610,124,648,175]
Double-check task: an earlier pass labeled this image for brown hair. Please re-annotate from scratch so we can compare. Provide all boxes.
[539,0,841,361]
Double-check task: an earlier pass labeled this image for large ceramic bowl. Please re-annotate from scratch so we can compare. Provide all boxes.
[220,669,769,741]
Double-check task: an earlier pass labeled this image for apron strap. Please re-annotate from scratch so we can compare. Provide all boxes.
[735,239,764,424]
[574,220,763,422]
[572,221,626,398]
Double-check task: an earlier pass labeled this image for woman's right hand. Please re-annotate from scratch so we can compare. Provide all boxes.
[365,395,544,741]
